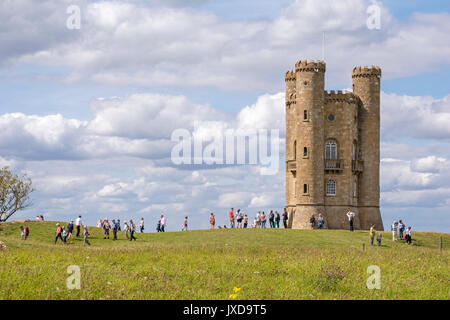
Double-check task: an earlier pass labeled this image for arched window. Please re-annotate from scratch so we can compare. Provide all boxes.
[325,140,337,159]
[353,179,357,197]
[303,146,308,157]
[326,180,336,196]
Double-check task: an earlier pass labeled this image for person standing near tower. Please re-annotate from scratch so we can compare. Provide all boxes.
[346,210,356,232]
[282,208,288,229]
[229,208,234,228]
[75,215,82,237]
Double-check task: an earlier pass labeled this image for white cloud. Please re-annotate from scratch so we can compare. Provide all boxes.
[3,0,449,90]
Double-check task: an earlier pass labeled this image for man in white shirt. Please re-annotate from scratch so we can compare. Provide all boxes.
[256,211,261,228]
[75,215,82,237]
[346,210,355,232]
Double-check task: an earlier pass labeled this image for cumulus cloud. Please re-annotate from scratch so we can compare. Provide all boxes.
[381,93,450,141]
[2,0,449,90]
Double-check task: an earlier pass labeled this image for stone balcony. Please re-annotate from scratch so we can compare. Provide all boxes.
[352,159,364,173]
[287,160,296,172]
[324,159,343,171]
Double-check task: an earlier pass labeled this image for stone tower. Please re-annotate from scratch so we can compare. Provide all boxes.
[285,59,383,230]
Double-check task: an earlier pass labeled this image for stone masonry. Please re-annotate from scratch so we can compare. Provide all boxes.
[285,59,384,230]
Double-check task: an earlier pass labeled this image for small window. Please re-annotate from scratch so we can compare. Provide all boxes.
[353,180,357,197]
[303,184,308,194]
[328,114,335,121]
[304,110,308,121]
[326,180,336,196]
[303,146,308,158]
[304,81,308,86]
[293,141,297,160]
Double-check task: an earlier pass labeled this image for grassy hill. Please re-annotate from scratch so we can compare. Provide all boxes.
[0,220,448,300]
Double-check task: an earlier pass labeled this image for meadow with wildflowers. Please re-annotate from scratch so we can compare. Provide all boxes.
[0,221,448,300]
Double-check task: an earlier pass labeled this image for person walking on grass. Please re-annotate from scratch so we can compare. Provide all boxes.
[398,219,405,240]
[377,232,383,246]
[369,225,376,246]
[269,210,275,228]
[161,215,166,232]
[182,216,188,231]
[156,220,162,232]
[112,219,118,241]
[129,219,137,241]
[55,223,64,244]
[282,208,288,229]
[229,208,235,228]
[310,215,316,229]
[405,227,412,245]
[391,221,398,241]
[102,218,111,239]
[236,209,243,228]
[62,227,68,243]
[83,225,90,246]
[75,215,82,237]
[346,210,355,232]
[318,214,324,229]
[123,221,130,239]
[210,213,215,229]
[140,217,145,233]
[243,214,248,228]
[67,220,74,242]
[20,226,26,240]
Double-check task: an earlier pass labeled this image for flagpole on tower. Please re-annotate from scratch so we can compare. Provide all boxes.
[322,32,325,62]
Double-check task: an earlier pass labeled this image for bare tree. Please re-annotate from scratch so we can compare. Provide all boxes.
[0,167,34,222]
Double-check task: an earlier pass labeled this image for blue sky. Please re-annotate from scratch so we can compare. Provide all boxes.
[0,0,449,232]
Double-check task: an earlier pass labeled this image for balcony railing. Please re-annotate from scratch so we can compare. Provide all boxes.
[352,160,364,173]
[324,159,343,170]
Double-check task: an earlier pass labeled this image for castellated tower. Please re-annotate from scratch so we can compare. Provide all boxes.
[285,60,383,230]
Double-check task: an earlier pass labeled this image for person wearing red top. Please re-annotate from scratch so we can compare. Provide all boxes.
[229,208,235,228]
[55,223,64,244]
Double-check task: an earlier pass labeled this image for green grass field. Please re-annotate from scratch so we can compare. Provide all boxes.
[0,220,448,300]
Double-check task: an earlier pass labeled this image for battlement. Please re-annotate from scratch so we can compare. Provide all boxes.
[324,90,359,103]
[285,70,296,82]
[352,65,381,78]
[295,59,326,73]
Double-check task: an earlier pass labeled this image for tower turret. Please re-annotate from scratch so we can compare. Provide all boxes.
[352,66,384,230]
[289,60,326,228]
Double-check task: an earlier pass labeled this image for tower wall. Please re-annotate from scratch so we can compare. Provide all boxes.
[352,66,383,230]
[285,70,297,208]
[291,60,326,229]
[323,91,361,229]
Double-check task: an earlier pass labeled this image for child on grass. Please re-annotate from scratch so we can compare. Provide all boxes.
[377,232,382,246]
[83,225,90,246]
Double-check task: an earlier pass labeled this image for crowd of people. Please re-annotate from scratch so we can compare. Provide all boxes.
[212,208,290,230]
[20,209,414,248]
